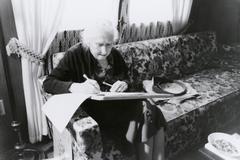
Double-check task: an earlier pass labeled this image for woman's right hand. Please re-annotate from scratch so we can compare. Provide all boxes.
[69,79,100,94]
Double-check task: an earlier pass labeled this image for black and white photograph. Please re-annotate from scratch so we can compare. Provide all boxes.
[0,0,240,159]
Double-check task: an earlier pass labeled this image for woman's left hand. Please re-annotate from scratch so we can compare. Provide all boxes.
[110,80,128,92]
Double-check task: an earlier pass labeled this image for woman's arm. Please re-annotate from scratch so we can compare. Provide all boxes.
[43,51,74,94]
[43,46,100,94]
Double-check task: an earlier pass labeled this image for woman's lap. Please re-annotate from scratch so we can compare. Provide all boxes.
[81,99,142,126]
[80,99,166,144]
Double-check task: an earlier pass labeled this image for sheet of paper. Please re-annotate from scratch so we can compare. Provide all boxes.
[42,93,91,133]
[91,91,171,100]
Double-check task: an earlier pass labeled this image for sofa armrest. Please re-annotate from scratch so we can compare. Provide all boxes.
[69,114,137,160]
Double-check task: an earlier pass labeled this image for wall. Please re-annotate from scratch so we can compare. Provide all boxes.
[190,0,240,44]
[0,22,16,153]
[0,0,28,141]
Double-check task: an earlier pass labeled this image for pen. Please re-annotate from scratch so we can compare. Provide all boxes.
[102,81,113,87]
[83,74,89,80]
[83,74,100,91]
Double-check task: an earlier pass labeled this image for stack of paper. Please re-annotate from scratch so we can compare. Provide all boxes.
[42,93,91,133]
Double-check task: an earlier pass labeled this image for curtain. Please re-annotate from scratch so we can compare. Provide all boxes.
[127,0,192,34]
[11,0,66,143]
[118,0,129,39]
[120,0,174,43]
[172,0,193,33]
[128,0,173,26]
[59,0,120,31]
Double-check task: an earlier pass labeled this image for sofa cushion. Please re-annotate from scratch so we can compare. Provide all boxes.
[115,32,217,90]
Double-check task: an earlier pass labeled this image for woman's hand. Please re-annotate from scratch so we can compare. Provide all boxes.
[69,79,100,94]
[110,80,128,92]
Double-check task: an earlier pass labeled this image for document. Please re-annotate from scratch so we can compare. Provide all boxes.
[42,93,91,133]
[91,91,171,100]
[42,92,170,133]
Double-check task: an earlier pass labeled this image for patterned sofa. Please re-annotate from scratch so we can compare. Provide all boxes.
[44,31,240,160]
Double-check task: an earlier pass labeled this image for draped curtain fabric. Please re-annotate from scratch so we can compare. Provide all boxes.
[128,0,173,26]
[118,0,129,42]
[11,0,66,143]
[59,0,120,31]
[120,0,193,42]
[172,0,193,34]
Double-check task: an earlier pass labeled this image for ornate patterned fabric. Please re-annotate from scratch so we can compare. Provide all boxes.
[68,51,240,159]
[46,30,240,160]
[161,47,240,158]
[115,31,217,90]
[71,117,137,160]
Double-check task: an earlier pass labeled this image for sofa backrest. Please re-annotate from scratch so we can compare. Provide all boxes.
[45,30,83,74]
[46,31,217,90]
[116,32,217,89]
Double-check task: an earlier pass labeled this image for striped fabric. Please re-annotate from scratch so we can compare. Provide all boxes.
[118,21,173,43]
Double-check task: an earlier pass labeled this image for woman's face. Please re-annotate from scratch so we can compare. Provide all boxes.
[89,31,114,61]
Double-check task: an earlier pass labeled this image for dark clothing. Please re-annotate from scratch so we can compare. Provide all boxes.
[43,43,129,94]
[43,43,166,155]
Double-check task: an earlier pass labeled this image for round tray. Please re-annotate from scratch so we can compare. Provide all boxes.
[152,80,187,96]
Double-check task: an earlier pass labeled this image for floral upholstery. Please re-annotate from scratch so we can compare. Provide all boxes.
[165,69,240,157]
[68,51,240,159]
[115,32,217,90]
[71,117,136,160]
[45,30,240,159]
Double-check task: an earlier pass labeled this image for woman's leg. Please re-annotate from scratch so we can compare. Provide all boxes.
[136,137,153,160]
[153,128,165,160]
[136,128,165,160]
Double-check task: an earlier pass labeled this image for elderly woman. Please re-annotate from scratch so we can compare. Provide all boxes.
[43,20,165,160]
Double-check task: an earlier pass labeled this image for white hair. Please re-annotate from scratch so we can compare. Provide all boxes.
[82,19,118,44]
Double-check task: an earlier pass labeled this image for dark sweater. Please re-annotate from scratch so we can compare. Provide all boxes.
[43,43,129,94]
